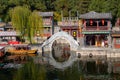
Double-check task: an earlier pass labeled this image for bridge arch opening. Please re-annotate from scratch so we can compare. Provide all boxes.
[52,38,71,62]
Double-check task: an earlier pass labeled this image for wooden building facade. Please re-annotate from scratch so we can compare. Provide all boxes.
[80,11,112,47]
[0,22,19,45]
[58,17,82,41]
[39,12,54,40]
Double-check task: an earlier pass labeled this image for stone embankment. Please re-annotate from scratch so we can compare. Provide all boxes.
[77,47,120,61]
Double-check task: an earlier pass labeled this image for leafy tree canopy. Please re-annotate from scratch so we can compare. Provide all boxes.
[0,0,120,25]
[10,6,43,43]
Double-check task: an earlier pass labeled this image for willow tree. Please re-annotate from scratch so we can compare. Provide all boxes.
[11,6,31,42]
[10,6,43,43]
[28,11,43,43]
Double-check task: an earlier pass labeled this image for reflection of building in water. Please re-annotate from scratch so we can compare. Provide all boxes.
[52,39,70,62]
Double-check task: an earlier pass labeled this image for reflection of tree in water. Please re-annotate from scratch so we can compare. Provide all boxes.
[52,39,70,62]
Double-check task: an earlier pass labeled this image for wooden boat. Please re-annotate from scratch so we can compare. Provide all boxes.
[6,44,37,56]
[7,49,37,55]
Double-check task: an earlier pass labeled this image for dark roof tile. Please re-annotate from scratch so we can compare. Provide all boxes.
[79,11,112,19]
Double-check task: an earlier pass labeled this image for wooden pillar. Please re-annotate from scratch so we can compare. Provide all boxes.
[97,21,99,30]
[95,35,99,46]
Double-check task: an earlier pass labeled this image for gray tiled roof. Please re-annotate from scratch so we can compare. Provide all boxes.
[39,12,53,17]
[0,31,18,36]
[79,11,112,19]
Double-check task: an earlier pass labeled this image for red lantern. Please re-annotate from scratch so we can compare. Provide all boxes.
[102,19,105,25]
[90,19,93,25]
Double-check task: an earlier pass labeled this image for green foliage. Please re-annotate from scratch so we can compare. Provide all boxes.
[53,0,70,17]
[53,0,91,16]
[8,0,21,6]
[54,12,61,21]
[108,0,120,25]
[13,60,46,80]
[117,4,120,17]
[1,0,120,25]
[10,6,31,41]
[88,0,109,12]
[73,0,91,14]
[44,0,56,11]
[10,6,43,43]
[0,0,8,14]
[107,0,116,16]
[28,11,43,43]
[19,0,46,11]
[0,0,8,21]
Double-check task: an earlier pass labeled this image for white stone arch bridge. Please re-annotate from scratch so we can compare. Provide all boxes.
[41,31,79,69]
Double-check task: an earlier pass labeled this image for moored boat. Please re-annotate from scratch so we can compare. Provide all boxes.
[5,44,38,62]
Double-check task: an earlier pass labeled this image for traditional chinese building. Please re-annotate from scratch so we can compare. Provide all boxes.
[80,11,112,47]
[0,22,19,45]
[112,18,120,48]
[58,16,82,41]
[0,12,54,44]
[38,12,54,42]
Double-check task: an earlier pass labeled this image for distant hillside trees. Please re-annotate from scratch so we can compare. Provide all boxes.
[88,0,120,24]
[0,0,120,25]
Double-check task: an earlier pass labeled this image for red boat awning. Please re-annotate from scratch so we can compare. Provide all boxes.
[8,41,19,45]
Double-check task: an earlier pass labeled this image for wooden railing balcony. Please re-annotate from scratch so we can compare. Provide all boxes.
[83,26,109,31]
[85,26,97,30]
[99,26,108,30]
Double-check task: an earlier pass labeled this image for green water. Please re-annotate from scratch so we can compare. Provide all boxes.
[0,63,82,80]
[0,61,120,80]
[0,69,16,80]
